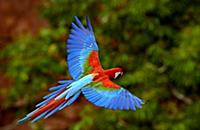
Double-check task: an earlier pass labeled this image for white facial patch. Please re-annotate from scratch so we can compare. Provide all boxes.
[114,72,122,79]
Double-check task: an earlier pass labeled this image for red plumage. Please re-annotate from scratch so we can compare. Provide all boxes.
[88,51,122,89]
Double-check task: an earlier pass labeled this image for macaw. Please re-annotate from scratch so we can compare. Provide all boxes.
[18,16,144,124]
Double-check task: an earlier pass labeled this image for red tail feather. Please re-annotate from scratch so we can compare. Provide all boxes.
[30,98,65,120]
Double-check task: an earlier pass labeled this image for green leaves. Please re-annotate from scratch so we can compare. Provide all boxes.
[0,27,67,106]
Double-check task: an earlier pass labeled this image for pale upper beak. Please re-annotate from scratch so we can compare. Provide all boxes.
[114,72,123,79]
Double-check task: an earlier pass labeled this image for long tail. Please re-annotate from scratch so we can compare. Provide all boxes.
[18,74,95,124]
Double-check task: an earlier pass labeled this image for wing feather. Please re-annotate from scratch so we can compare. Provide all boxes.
[82,78,144,110]
[66,16,100,80]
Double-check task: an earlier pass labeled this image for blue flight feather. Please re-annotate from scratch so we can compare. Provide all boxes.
[67,16,98,80]
[82,87,143,110]
[17,116,29,125]
[86,16,93,32]
[74,16,86,30]
[31,109,51,123]
[44,87,65,99]
[44,102,66,119]
[59,91,81,110]
[49,85,64,91]
[58,80,73,85]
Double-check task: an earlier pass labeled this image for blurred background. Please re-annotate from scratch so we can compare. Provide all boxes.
[0,0,200,130]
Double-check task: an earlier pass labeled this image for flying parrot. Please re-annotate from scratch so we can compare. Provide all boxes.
[18,16,144,124]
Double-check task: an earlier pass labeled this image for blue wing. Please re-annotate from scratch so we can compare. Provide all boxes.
[67,16,99,80]
[81,78,144,110]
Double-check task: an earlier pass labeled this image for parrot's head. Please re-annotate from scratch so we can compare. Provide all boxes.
[104,68,123,79]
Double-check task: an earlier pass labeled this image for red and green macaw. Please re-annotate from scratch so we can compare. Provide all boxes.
[18,16,144,124]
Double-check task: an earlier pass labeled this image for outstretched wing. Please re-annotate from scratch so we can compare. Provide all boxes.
[67,16,101,80]
[82,77,144,110]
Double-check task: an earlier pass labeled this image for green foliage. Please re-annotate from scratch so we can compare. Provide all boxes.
[1,0,200,129]
[0,26,67,106]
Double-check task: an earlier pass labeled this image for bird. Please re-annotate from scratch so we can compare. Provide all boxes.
[18,16,144,124]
